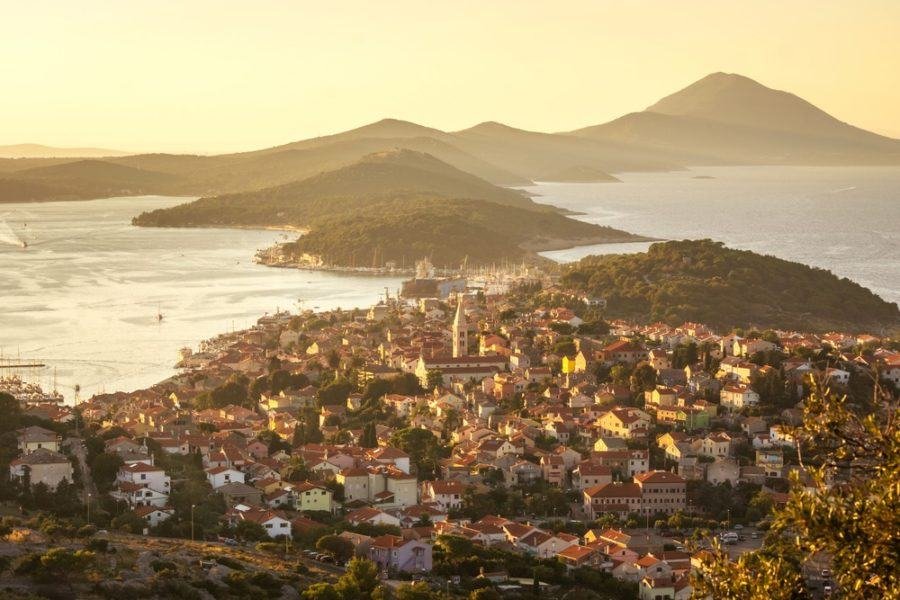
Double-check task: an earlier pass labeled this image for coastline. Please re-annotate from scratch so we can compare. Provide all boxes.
[252,231,659,276]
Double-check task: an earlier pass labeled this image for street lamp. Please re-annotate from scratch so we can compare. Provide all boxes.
[86,493,92,524]
[191,503,196,542]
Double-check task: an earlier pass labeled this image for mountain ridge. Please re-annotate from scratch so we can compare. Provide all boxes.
[2,72,898,203]
[571,72,900,165]
[0,143,130,158]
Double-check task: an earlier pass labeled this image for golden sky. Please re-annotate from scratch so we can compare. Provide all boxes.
[2,0,898,153]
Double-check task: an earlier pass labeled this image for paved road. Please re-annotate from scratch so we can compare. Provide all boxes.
[64,437,97,505]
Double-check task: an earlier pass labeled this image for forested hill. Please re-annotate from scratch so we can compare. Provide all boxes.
[134,150,648,268]
[278,195,644,269]
[133,149,555,228]
[561,240,899,332]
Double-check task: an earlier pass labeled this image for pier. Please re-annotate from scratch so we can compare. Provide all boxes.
[0,359,47,369]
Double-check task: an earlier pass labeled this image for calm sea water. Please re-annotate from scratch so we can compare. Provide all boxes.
[536,166,900,305]
[0,197,402,401]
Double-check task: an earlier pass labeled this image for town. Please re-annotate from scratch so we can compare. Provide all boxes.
[1,281,897,600]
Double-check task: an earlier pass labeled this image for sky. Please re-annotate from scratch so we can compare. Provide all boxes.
[2,0,899,154]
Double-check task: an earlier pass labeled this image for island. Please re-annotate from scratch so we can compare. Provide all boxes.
[133,149,651,270]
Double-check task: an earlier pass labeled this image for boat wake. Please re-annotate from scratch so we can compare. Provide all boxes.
[0,221,26,248]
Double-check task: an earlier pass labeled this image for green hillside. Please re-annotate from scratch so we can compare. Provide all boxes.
[134,149,647,267]
[280,196,644,268]
[132,149,561,228]
[561,239,899,332]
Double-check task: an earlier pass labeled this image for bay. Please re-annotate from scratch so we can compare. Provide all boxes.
[0,196,402,402]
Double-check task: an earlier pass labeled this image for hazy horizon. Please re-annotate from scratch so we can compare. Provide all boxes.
[2,0,899,154]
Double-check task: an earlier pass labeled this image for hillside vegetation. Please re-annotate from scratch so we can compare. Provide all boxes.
[561,239,899,332]
[280,195,642,268]
[132,150,563,229]
[0,159,182,202]
[134,150,647,268]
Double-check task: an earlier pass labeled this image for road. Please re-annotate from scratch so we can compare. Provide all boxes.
[64,437,97,507]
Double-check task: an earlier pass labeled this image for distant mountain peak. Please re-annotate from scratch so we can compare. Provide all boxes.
[347,118,444,138]
[645,72,850,136]
[455,121,537,138]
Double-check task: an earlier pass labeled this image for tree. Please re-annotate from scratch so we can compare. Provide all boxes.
[693,379,898,599]
[302,583,341,600]
[425,370,443,391]
[316,534,355,563]
[293,409,324,445]
[360,422,378,448]
[390,428,444,479]
[319,379,353,406]
[394,582,437,600]
[235,520,267,542]
[338,557,380,600]
[629,363,657,393]
[257,430,291,455]
[0,393,21,433]
[552,338,577,357]
[469,589,501,600]
[194,375,251,410]
[90,453,123,492]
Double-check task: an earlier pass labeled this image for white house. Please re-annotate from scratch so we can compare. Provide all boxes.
[117,462,171,494]
[16,426,61,455]
[720,384,760,410]
[206,466,245,489]
[228,506,292,539]
[420,480,468,511]
[134,505,174,528]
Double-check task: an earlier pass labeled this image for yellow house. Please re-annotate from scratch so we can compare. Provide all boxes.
[562,351,588,375]
[293,481,333,512]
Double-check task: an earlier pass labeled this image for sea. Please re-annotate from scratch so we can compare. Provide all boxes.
[0,196,404,401]
[1,166,897,402]
[535,166,900,305]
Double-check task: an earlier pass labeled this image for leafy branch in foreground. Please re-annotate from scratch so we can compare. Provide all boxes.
[692,376,898,600]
